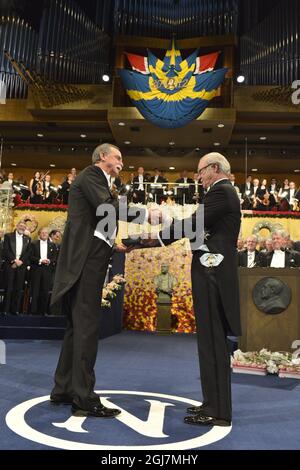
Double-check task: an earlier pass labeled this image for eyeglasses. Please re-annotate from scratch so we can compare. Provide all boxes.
[197,163,214,176]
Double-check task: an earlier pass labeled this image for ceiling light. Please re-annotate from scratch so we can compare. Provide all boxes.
[50,164,56,168]
[236,74,245,84]
[58,148,61,152]
[37,133,44,138]
[214,142,221,146]
[124,141,131,145]
[217,123,225,128]
[294,169,300,173]
[102,74,110,83]
[259,136,267,140]
[251,168,258,172]
[195,147,200,151]
[169,141,175,146]
[169,166,176,170]
[80,134,87,138]
[11,163,17,167]
[129,166,135,169]
[118,122,126,126]
[72,147,76,151]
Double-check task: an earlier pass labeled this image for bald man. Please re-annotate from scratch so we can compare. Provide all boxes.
[156,152,241,427]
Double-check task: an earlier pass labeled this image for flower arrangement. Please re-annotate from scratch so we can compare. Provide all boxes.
[231,348,300,378]
[171,281,195,333]
[101,274,126,308]
[123,284,157,331]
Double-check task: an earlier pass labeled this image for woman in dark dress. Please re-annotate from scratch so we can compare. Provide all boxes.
[29,171,43,204]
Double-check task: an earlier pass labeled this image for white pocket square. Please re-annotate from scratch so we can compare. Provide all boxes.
[200,253,224,267]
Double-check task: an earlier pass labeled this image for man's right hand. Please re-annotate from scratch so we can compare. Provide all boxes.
[139,233,160,248]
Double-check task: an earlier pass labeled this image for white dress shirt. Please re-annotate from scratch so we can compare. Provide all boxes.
[15,232,23,260]
[39,239,48,263]
[270,250,285,268]
[289,189,295,204]
[138,175,145,191]
[247,251,256,268]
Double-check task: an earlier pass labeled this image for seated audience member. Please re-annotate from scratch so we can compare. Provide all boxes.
[49,230,62,246]
[238,235,262,267]
[280,231,300,260]
[260,238,273,254]
[237,238,245,252]
[260,230,300,267]
[2,221,31,314]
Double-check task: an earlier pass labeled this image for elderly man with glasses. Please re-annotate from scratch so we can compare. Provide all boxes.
[147,152,241,427]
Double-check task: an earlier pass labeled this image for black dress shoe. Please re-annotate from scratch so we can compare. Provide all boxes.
[72,403,121,418]
[50,394,73,405]
[186,403,207,414]
[184,414,231,427]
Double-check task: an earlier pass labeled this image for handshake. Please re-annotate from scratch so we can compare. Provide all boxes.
[115,207,173,253]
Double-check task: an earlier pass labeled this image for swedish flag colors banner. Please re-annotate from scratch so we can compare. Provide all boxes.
[118,39,228,129]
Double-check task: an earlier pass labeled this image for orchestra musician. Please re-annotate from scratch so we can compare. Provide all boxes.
[29,171,43,204]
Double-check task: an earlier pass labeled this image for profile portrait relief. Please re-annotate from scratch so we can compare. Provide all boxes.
[253,277,292,314]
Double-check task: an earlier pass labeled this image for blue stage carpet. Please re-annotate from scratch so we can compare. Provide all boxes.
[0,331,299,450]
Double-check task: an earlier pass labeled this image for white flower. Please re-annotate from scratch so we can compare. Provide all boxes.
[266,360,278,374]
